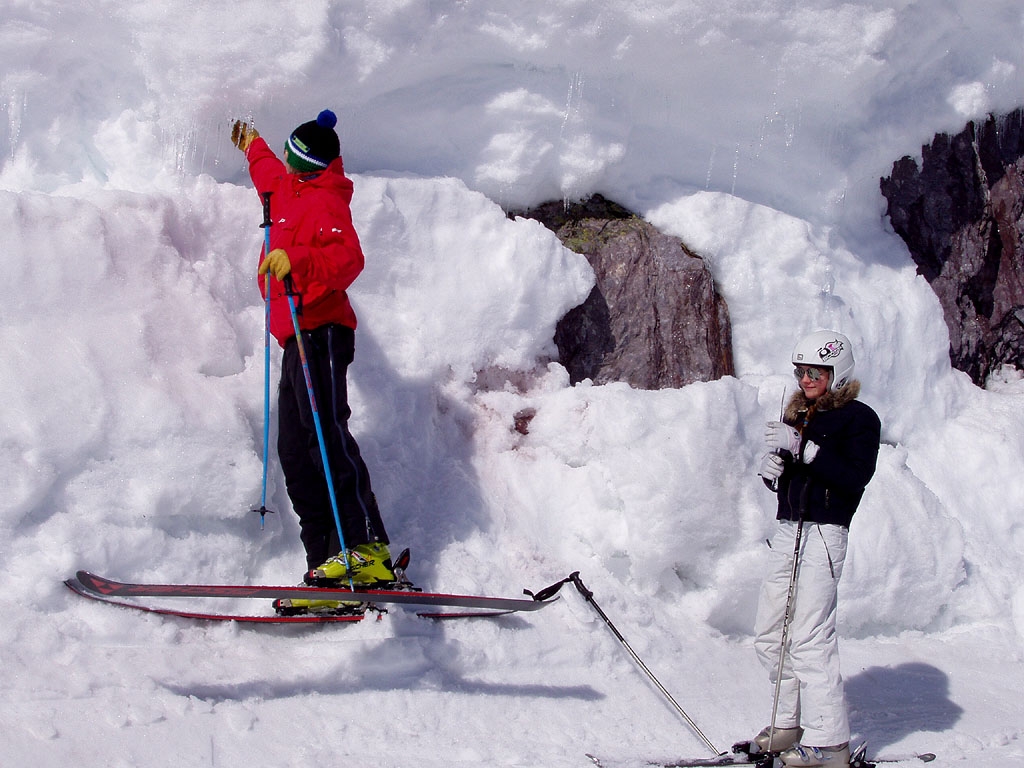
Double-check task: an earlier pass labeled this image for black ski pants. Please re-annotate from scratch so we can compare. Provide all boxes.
[277,323,389,570]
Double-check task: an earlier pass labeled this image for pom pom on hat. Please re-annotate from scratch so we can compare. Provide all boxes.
[316,109,337,129]
[285,109,341,172]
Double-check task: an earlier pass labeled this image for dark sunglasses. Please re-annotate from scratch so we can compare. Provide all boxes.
[793,365,829,381]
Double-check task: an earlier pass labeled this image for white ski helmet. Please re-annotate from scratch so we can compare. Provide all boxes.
[792,330,855,390]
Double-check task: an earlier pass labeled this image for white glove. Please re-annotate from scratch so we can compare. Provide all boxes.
[765,421,801,456]
[758,453,785,481]
[802,440,820,464]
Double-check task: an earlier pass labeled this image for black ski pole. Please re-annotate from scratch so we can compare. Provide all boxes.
[532,572,722,756]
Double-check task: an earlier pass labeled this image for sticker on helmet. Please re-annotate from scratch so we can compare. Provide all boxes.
[817,338,845,363]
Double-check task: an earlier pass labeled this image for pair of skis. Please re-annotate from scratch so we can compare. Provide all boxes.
[588,742,936,768]
[65,566,558,625]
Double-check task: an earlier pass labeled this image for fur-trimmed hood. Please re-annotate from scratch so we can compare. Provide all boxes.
[784,380,861,423]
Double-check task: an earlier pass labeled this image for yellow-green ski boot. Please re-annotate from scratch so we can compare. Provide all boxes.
[305,542,396,587]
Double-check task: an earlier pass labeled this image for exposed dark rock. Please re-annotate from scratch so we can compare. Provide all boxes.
[513,408,536,435]
[514,194,734,389]
[881,109,1024,385]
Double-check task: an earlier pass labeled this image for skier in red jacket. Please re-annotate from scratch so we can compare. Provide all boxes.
[231,110,394,603]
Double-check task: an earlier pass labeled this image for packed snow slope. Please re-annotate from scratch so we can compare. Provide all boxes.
[3,2,1024,767]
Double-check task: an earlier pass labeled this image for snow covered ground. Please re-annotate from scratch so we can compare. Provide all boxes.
[2,1,1024,766]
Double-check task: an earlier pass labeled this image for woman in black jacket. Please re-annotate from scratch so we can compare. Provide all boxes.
[750,330,881,768]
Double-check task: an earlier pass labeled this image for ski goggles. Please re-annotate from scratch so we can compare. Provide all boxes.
[793,365,829,381]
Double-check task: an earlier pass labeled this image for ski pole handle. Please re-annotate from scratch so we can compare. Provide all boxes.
[525,574,575,602]
[283,275,304,315]
[261,191,273,231]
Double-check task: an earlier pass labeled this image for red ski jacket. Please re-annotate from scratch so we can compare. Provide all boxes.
[246,137,363,346]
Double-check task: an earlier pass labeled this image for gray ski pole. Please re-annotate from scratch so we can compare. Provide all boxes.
[767,519,804,754]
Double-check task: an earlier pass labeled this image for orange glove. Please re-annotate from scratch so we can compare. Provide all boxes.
[231,120,259,152]
[258,249,291,280]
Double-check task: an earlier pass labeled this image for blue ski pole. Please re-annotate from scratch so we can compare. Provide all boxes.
[252,192,275,530]
[282,274,353,589]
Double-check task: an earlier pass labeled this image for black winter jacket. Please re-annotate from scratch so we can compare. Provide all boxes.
[772,381,880,527]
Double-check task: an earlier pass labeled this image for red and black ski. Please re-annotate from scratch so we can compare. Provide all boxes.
[64,576,365,624]
[67,569,556,624]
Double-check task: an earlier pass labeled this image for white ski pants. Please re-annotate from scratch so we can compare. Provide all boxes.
[753,520,850,747]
